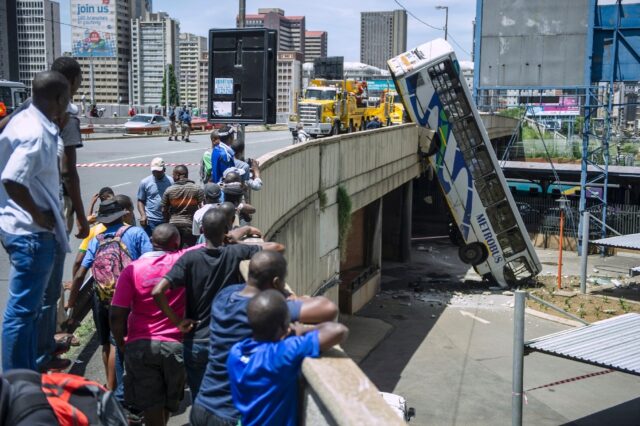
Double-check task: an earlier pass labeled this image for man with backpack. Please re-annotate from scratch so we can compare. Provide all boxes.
[67,199,152,397]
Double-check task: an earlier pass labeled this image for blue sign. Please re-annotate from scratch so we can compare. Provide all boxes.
[214,78,234,95]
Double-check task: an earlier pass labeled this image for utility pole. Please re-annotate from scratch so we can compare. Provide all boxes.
[128,61,133,106]
[436,6,449,40]
[237,0,246,149]
[89,56,95,105]
[165,63,170,116]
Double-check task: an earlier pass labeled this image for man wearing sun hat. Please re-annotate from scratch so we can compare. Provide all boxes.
[137,157,173,236]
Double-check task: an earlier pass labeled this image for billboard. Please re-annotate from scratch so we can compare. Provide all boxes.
[71,0,117,58]
[477,0,590,88]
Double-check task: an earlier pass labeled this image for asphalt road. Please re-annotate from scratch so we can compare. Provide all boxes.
[0,130,292,357]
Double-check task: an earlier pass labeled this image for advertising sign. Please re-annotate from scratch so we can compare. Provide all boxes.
[71,0,117,58]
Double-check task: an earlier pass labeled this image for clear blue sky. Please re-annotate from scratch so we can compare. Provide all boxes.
[59,0,476,62]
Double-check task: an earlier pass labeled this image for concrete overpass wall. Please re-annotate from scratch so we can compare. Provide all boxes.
[252,124,420,297]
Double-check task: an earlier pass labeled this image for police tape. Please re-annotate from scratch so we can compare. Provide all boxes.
[77,163,200,168]
[518,369,614,404]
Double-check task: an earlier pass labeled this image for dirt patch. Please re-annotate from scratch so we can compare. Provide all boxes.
[525,275,640,323]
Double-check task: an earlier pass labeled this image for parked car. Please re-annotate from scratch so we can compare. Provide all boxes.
[124,114,170,133]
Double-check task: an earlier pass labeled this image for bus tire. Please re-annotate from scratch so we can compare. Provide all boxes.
[458,242,488,266]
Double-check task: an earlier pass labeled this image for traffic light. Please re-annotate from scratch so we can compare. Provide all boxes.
[208,28,277,124]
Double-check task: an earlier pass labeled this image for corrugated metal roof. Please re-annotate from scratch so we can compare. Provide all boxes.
[525,313,640,376]
[592,233,640,250]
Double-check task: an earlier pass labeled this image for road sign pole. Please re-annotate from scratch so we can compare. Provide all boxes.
[237,0,246,148]
[580,211,590,294]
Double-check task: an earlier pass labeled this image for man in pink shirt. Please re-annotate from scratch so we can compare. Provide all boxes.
[110,223,189,426]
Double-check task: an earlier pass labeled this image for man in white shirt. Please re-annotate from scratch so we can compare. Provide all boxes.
[0,71,70,371]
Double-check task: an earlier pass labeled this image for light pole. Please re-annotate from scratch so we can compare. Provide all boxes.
[436,6,448,41]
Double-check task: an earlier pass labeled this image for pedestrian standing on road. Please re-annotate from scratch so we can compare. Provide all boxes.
[137,157,173,237]
[191,251,338,426]
[168,108,178,141]
[192,183,221,238]
[227,290,348,426]
[67,199,152,399]
[152,209,285,399]
[111,224,188,426]
[0,71,70,372]
[161,165,204,247]
[180,109,192,142]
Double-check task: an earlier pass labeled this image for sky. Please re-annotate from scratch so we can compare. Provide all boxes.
[59,0,476,63]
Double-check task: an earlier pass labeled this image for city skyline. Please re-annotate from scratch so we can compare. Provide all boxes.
[58,0,476,63]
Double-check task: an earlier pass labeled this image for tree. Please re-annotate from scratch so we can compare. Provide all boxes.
[161,64,180,109]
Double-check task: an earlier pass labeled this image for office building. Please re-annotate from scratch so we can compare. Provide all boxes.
[198,50,208,113]
[131,11,180,106]
[0,0,19,81]
[72,0,150,105]
[360,10,407,69]
[16,0,61,86]
[304,30,327,63]
[277,51,303,123]
[244,8,305,55]
[179,32,206,109]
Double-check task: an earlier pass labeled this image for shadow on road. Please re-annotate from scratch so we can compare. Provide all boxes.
[69,331,100,377]
[560,396,640,426]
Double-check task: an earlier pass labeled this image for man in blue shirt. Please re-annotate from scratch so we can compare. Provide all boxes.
[227,290,348,426]
[180,108,192,142]
[137,157,173,236]
[190,251,339,426]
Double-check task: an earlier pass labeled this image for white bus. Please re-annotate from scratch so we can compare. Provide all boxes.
[0,80,28,117]
[388,39,542,287]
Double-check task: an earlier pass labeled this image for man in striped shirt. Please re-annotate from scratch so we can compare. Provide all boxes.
[162,165,204,247]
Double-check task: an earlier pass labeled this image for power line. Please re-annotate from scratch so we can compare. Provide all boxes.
[447,34,471,56]
[392,0,443,31]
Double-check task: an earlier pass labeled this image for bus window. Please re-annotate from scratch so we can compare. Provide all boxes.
[476,173,506,207]
[504,257,534,284]
[465,146,494,180]
[486,201,517,233]
[14,90,26,107]
[497,228,527,258]
[452,117,483,151]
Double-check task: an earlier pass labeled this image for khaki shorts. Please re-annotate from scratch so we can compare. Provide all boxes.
[123,339,185,412]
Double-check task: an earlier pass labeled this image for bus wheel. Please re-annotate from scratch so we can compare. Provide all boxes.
[458,242,488,266]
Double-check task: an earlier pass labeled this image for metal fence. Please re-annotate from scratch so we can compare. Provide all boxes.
[513,195,640,239]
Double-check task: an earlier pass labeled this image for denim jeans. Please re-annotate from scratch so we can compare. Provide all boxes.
[1,232,57,371]
[190,402,237,426]
[36,244,66,369]
[143,219,163,237]
[114,335,125,402]
[183,340,209,400]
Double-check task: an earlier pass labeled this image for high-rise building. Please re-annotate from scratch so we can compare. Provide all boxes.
[276,51,303,123]
[198,50,208,113]
[244,8,305,55]
[0,0,19,81]
[15,0,61,86]
[179,32,206,109]
[72,0,150,105]
[304,30,327,63]
[131,11,179,106]
[360,10,407,69]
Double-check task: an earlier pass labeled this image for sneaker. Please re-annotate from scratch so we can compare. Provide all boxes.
[185,138,190,142]
[168,137,173,141]
[41,356,71,372]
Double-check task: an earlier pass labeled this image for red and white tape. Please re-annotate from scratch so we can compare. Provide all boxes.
[77,162,199,168]
[518,369,614,404]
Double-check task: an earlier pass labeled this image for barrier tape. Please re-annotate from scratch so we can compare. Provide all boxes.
[77,162,199,168]
[518,369,614,404]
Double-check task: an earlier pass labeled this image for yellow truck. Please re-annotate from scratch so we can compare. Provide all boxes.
[289,79,370,137]
[364,89,406,126]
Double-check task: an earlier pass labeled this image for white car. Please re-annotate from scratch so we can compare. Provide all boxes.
[124,114,170,133]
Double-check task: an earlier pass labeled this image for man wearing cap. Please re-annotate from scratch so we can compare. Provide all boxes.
[67,199,152,397]
[137,157,173,237]
[192,183,221,239]
[162,165,204,247]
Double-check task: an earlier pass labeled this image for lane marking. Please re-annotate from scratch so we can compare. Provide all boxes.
[110,182,131,188]
[460,310,491,324]
[93,148,203,164]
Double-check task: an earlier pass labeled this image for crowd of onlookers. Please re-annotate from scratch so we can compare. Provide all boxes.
[0,57,348,426]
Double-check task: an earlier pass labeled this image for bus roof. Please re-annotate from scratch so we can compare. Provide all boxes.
[0,80,27,89]
[387,38,453,78]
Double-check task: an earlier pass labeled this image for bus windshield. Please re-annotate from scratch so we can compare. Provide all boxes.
[305,89,336,100]
[389,39,542,287]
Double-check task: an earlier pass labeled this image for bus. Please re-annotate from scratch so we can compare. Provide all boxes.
[388,39,542,287]
[0,80,28,118]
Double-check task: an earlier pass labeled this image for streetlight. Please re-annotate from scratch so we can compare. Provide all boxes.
[436,6,448,41]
